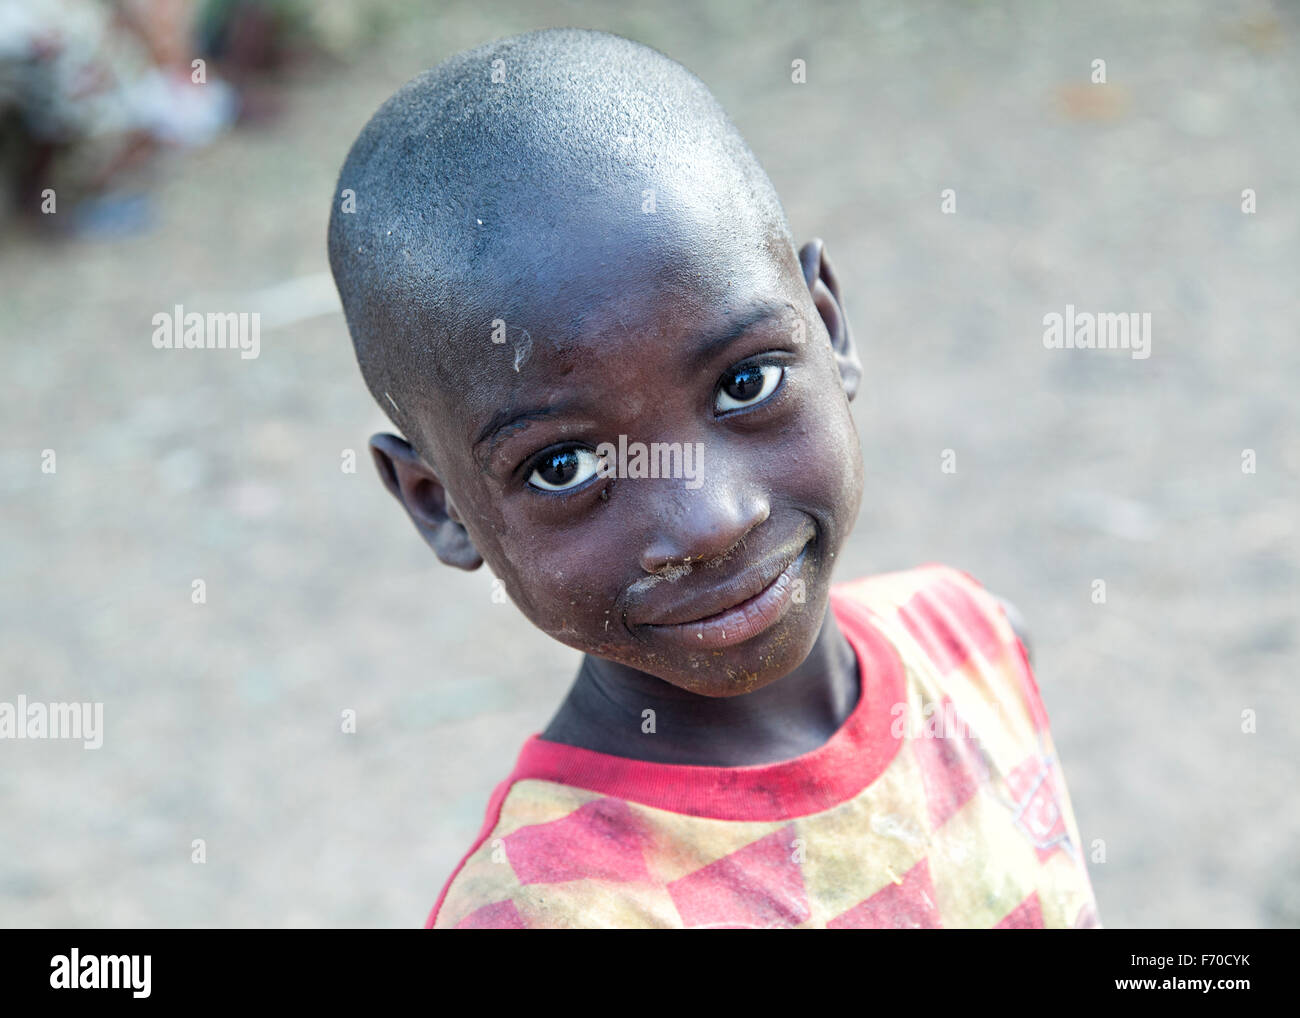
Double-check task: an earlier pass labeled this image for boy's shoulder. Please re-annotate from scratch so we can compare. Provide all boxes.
[831,563,1033,662]
[829,562,1050,734]
[831,561,1008,617]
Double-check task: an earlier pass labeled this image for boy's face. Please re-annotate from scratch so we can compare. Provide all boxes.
[376,204,864,697]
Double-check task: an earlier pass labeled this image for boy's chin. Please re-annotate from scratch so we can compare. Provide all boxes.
[634,598,830,698]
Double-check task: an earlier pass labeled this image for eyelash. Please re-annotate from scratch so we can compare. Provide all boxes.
[520,353,792,495]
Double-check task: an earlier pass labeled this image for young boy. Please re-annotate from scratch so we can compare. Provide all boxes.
[328,28,1101,929]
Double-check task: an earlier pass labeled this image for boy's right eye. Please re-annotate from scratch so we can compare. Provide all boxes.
[526,446,601,492]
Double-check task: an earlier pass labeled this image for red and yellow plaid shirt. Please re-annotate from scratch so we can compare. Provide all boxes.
[427,565,1101,929]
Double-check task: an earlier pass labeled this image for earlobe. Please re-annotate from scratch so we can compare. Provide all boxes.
[368,433,484,571]
[798,238,863,401]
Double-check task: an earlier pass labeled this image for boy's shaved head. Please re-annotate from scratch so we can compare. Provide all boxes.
[329,28,792,458]
[330,26,865,699]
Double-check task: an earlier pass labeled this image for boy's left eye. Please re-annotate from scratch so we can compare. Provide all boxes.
[715,362,783,412]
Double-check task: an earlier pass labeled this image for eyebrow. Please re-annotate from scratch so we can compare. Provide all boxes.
[471,302,790,463]
[686,302,789,372]
[473,405,566,463]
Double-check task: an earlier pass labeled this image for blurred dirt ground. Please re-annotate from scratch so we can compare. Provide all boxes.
[2,0,1298,927]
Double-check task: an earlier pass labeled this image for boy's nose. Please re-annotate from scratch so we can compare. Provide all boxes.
[638,483,770,574]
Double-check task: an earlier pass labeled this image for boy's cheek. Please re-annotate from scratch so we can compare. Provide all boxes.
[777,403,862,512]
[480,534,611,630]
[836,415,867,523]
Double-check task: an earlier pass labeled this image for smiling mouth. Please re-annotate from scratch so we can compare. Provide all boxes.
[635,538,812,650]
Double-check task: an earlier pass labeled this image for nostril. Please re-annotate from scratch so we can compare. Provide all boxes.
[640,526,758,576]
[638,491,769,575]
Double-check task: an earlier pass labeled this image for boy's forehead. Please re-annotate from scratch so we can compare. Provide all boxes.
[421,197,795,421]
[431,221,802,456]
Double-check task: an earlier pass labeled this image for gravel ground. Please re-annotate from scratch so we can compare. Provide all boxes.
[2,0,1297,927]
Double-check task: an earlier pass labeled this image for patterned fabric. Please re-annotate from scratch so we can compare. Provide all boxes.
[427,565,1101,929]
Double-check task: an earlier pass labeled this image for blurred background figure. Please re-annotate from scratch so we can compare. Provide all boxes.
[0,0,327,234]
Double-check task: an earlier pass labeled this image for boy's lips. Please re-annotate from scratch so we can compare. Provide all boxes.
[627,529,814,649]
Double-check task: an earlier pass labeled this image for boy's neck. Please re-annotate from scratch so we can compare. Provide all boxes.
[539,606,861,767]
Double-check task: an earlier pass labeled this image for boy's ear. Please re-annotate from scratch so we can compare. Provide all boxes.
[799,238,862,401]
[368,433,483,571]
